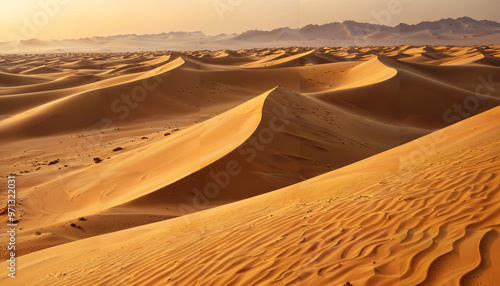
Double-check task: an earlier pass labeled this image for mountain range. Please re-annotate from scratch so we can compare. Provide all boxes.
[1,17,499,53]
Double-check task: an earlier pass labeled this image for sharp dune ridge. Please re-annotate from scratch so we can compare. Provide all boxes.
[0,45,499,285]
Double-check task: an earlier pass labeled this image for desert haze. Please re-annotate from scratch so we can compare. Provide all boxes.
[1,36,500,285]
[1,17,500,53]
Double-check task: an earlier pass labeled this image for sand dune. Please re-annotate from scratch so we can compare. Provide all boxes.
[0,45,499,285]
[2,86,499,286]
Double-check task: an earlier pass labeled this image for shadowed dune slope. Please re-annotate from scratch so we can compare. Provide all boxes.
[118,86,421,214]
[313,55,500,130]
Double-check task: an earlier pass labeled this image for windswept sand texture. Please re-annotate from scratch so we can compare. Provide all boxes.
[1,45,500,285]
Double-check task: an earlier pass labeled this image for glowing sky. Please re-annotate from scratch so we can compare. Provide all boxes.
[1,0,499,41]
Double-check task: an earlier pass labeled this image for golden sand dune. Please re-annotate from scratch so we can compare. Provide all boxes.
[2,82,499,286]
[0,45,500,285]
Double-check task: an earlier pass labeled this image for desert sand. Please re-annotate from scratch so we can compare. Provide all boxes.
[0,45,500,285]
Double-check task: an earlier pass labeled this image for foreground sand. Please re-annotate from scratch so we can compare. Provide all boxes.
[0,45,500,285]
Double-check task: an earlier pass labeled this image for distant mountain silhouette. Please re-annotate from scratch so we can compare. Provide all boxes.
[1,17,499,53]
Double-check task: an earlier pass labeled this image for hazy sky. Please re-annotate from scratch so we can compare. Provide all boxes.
[1,0,499,41]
